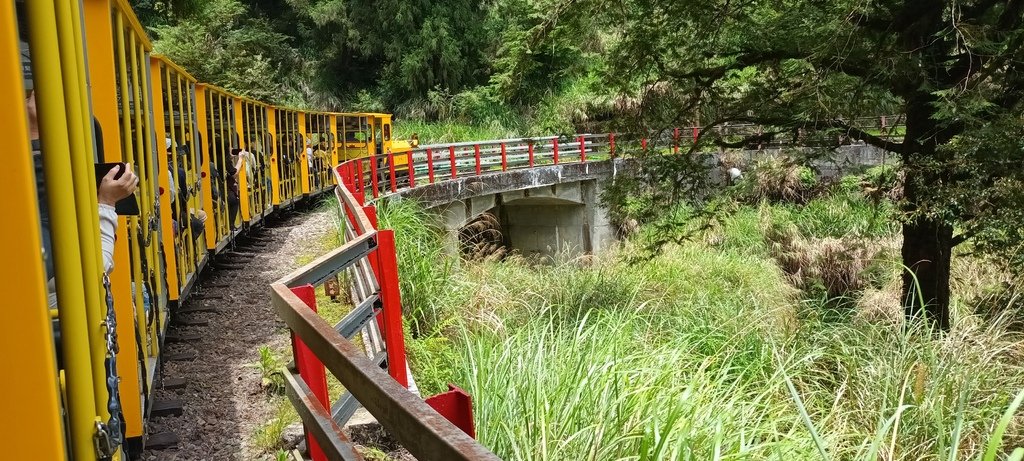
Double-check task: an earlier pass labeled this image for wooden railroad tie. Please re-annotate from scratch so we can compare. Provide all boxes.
[176,317,209,327]
[159,377,187,390]
[145,431,180,451]
[164,351,197,362]
[151,398,184,418]
[174,305,219,315]
[212,263,247,271]
[193,293,226,300]
[165,332,202,343]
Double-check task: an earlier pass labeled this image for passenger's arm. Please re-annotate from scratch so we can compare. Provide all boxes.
[98,204,117,274]
[97,164,139,274]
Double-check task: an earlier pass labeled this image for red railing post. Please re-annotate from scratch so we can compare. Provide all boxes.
[407,151,416,188]
[388,151,397,193]
[363,205,386,332]
[425,385,477,439]
[578,135,586,163]
[552,138,559,164]
[641,138,648,152]
[375,230,409,388]
[449,146,457,179]
[369,154,379,198]
[528,141,535,167]
[692,126,699,142]
[474,144,482,175]
[426,148,435,184]
[338,164,349,190]
[609,133,616,158]
[673,127,680,154]
[290,284,330,461]
[355,159,365,204]
[500,143,507,171]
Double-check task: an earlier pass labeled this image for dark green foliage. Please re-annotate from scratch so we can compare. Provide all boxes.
[149,0,293,101]
[603,0,1024,328]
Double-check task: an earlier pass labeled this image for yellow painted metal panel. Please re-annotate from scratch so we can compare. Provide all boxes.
[0,2,67,458]
[57,0,114,438]
[30,0,101,458]
[235,98,251,222]
[299,110,311,195]
[330,114,339,172]
[151,58,180,301]
[108,6,146,440]
[269,107,281,205]
[196,86,217,250]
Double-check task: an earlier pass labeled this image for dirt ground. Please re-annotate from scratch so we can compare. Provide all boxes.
[144,206,337,461]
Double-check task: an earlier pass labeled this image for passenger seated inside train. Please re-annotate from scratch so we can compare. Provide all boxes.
[25,69,137,281]
[166,139,206,237]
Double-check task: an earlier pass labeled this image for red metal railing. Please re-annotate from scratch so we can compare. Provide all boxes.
[352,116,902,198]
[271,165,499,461]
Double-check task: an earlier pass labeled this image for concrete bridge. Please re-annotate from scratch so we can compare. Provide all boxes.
[396,159,632,258]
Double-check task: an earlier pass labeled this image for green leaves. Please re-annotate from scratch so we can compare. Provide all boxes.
[151,0,292,102]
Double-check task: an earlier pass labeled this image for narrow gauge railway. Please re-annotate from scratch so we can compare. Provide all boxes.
[3,1,415,459]
[2,1,905,460]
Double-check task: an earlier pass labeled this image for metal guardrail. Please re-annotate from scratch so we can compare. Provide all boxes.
[346,116,904,199]
[271,166,500,461]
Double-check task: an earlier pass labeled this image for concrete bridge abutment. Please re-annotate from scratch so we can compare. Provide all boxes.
[400,160,629,260]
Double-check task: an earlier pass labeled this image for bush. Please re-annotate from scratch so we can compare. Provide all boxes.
[742,155,822,204]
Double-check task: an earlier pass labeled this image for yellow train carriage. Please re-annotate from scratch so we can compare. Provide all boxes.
[83,0,170,454]
[336,112,413,183]
[195,83,244,252]
[271,106,305,206]
[304,110,338,195]
[6,2,409,459]
[236,96,274,222]
[338,112,373,161]
[150,54,207,302]
[4,0,119,459]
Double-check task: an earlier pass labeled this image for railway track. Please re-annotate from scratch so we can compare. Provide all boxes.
[143,207,336,460]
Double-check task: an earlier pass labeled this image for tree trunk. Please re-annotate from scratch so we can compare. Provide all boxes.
[900,216,953,330]
[899,86,956,331]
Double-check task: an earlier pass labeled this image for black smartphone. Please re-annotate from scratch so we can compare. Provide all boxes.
[94,162,140,216]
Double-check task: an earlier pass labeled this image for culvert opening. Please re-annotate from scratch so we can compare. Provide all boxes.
[458,211,507,262]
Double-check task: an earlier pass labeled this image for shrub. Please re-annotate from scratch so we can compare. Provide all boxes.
[763,215,893,303]
[745,155,821,204]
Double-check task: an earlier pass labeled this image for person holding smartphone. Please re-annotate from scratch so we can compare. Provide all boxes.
[96,163,138,273]
[26,87,137,276]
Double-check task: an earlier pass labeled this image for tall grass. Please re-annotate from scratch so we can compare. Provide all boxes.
[451,246,1024,460]
[376,199,467,335]
[376,194,1024,460]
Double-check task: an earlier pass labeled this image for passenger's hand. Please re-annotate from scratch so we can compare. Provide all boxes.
[98,163,139,206]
